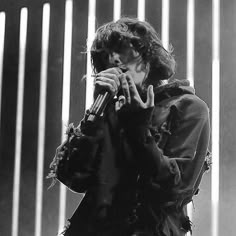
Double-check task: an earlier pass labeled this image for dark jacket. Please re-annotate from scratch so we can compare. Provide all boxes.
[49,79,210,236]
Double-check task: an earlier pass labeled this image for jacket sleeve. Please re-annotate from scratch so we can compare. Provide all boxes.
[47,111,104,193]
[118,95,210,208]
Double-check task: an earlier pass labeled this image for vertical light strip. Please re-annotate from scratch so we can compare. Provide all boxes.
[187,0,195,87]
[85,0,96,110]
[113,0,121,21]
[137,0,145,21]
[12,7,28,236]
[161,0,169,50]
[0,12,6,123]
[35,4,50,236]
[58,0,73,233]
[186,2,195,233]
[211,0,220,236]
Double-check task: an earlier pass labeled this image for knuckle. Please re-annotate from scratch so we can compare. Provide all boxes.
[108,85,115,93]
[121,80,128,87]
[109,68,120,75]
[110,73,116,79]
[111,79,117,88]
[110,68,118,73]
[110,74,119,84]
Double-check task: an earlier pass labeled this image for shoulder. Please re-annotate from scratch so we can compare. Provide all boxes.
[174,94,210,120]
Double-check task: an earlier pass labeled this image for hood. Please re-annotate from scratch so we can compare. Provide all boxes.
[153,78,195,103]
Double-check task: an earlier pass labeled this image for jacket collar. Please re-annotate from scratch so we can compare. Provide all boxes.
[153,78,195,103]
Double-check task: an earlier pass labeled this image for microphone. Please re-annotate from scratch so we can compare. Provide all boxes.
[87,67,127,122]
[87,90,113,123]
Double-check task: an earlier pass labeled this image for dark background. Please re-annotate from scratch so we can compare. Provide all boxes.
[0,0,235,235]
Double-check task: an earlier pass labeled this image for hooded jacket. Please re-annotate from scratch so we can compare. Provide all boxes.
[49,79,211,236]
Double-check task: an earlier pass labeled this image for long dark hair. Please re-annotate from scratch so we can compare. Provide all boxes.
[90,17,176,87]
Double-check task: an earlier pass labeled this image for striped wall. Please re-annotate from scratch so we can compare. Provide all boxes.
[0,0,235,235]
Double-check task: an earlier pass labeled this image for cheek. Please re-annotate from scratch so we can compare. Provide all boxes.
[130,70,146,85]
[128,63,148,84]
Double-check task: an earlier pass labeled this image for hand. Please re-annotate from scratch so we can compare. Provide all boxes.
[115,73,154,112]
[93,68,122,99]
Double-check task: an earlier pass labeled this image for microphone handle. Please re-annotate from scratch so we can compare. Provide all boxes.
[87,91,112,122]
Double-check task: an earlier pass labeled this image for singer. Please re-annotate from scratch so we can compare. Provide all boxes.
[48,17,210,236]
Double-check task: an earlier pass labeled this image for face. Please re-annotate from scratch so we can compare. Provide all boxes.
[107,47,150,87]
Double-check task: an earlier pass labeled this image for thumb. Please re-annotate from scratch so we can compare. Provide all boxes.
[146,85,154,107]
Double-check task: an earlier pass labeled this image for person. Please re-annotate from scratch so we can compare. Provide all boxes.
[48,17,211,236]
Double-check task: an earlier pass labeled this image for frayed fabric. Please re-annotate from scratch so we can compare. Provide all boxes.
[204,151,212,172]
[181,216,192,234]
[46,123,82,189]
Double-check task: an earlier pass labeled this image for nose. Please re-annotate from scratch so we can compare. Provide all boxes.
[109,52,122,66]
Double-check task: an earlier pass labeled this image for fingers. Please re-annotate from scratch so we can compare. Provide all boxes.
[146,85,154,107]
[96,68,122,91]
[95,68,155,110]
[101,67,122,75]
[95,76,118,95]
[119,74,131,104]
[125,72,139,98]
[94,71,121,96]
[118,74,155,109]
